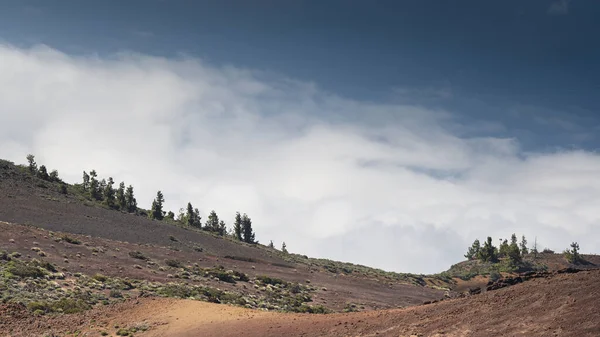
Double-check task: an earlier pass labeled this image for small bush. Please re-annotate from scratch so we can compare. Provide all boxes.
[256,275,286,286]
[224,255,255,263]
[165,259,183,268]
[128,251,148,260]
[62,235,81,245]
[489,270,502,282]
[7,262,45,278]
[110,289,123,298]
[0,251,10,261]
[93,273,108,282]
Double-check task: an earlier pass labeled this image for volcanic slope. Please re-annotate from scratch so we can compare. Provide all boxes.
[4,269,599,337]
[0,159,449,314]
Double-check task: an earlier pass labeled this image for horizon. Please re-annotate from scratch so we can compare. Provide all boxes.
[1,0,599,274]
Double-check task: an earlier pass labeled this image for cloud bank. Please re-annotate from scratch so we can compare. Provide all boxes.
[1,44,599,274]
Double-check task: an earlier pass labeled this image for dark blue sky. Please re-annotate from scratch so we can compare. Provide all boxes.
[1,0,599,150]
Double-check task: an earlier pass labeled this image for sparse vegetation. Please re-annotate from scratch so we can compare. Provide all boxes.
[564,242,585,264]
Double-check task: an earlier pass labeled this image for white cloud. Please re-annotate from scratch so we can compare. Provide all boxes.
[1,44,599,274]
[548,0,570,15]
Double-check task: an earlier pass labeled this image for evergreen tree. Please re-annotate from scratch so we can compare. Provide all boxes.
[478,237,498,262]
[193,208,201,228]
[281,242,288,254]
[150,191,165,220]
[510,233,518,245]
[124,185,137,213]
[464,239,481,260]
[37,165,49,180]
[183,203,202,228]
[498,239,510,258]
[166,211,175,220]
[116,182,126,210]
[26,154,37,174]
[233,212,243,241]
[205,210,220,232]
[531,237,539,258]
[99,179,107,199]
[49,170,60,182]
[507,241,522,265]
[564,242,583,264]
[520,235,529,256]
[89,170,101,200]
[103,177,116,208]
[241,213,256,244]
[268,240,275,249]
[82,171,90,190]
[218,220,227,236]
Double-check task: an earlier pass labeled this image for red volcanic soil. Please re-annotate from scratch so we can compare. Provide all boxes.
[3,269,599,337]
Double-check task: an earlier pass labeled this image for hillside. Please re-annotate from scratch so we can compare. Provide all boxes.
[4,268,599,336]
[0,158,450,317]
[2,157,600,336]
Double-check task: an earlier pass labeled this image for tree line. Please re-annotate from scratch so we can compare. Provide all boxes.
[24,154,258,244]
[465,234,584,265]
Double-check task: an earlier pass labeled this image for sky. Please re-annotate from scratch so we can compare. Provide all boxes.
[0,0,599,274]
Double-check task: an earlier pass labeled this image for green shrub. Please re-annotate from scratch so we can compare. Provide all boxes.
[489,270,502,282]
[256,275,286,286]
[7,262,45,278]
[165,259,183,268]
[128,251,148,260]
[93,273,108,282]
[62,235,81,245]
[110,289,123,298]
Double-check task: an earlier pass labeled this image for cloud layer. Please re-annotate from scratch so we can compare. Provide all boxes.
[1,44,599,274]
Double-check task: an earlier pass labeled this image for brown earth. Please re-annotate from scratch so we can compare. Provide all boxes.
[0,162,448,312]
[3,268,599,337]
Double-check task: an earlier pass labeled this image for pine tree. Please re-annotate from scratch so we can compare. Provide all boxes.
[186,203,195,227]
[49,170,60,182]
[124,185,137,213]
[233,212,243,241]
[268,240,275,249]
[531,237,539,258]
[89,170,101,200]
[99,179,107,199]
[510,233,518,246]
[183,203,201,228]
[241,213,256,244]
[218,220,227,236]
[116,182,126,210]
[103,177,116,208]
[193,208,201,228]
[26,154,37,174]
[507,241,522,265]
[150,191,165,220]
[82,171,90,190]
[498,239,510,258]
[520,235,529,256]
[205,210,220,232]
[478,237,498,262]
[37,165,49,180]
[464,239,481,260]
[281,242,288,254]
[564,242,583,264]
